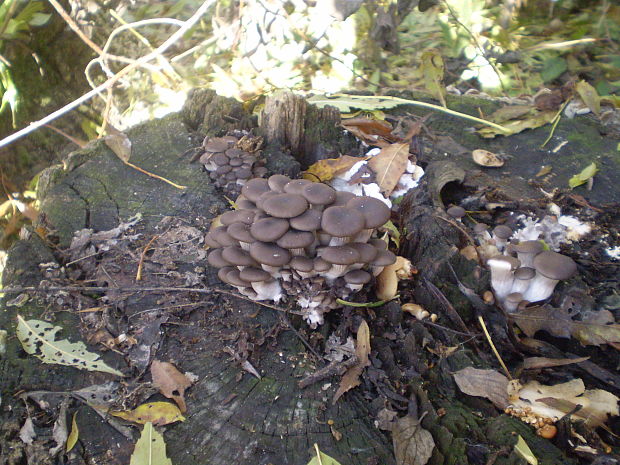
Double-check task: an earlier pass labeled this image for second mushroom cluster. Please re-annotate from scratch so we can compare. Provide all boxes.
[206,175,397,326]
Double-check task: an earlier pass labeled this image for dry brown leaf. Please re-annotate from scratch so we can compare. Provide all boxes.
[512,306,620,347]
[453,367,510,409]
[151,360,193,413]
[303,155,369,182]
[104,127,132,163]
[368,143,410,195]
[333,320,370,404]
[392,415,435,465]
[472,149,504,168]
[342,117,399,147]
[522,356,589,370]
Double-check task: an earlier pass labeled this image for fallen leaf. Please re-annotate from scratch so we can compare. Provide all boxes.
[453,367,510,409]
[342,117,399,146]
[16,316,124,377]
[392,415,435,465]
[129,422,172,465]
[19,417,36,444]
[514,435,538,465]
[490,105,536,122]
[333,320,370,404]
[104,127,132,163]
[575,80,600,116]
[420,49,446,107]
[522,356,589,370]
[303,155,369,182]
[111,402,185,426]
[66,412,79,452]
[368,143,410,195]
[306,444,343,465]
[511,378,619,427]
[50,399,69,455]
[307,94,403,113]
[472,149,504,168]
[151,360,193,413]
[511,306,620,347]
[569,162,598,188]
[477,110,556,138]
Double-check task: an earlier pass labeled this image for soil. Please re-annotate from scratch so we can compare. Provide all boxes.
[0,89,619,465]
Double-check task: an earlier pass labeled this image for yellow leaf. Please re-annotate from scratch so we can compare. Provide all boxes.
[514,435,538,465]
[303,155,368,182]
[421,49,446,107]
[575,80,600,115]
[355,320,371,364]
[368,143,410,195]
[111,402,185,426]
[66,412,79,452]
[130,422,172,465]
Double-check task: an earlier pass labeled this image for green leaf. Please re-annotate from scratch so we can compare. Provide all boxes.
[16,315,124,376]
[420,49,446,107]
[541,57,567,83]
[569,162,598,188]
[575,80,600,115]
[29,12,52,26]
[66,412,79,452]
[514,435,538,465]
[307,444,343,465]
[130,422,172,465]
[307,94,403,113]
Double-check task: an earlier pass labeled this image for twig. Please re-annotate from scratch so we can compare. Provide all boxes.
[321,94,510,133]
[540,99,570,148]
[124,161,187,190]
[314,443,324,465]
[0,0,216,149]
[478,315,512,379]
[136,234,159,281]
[299,356,358,389]
[47,0,105,55]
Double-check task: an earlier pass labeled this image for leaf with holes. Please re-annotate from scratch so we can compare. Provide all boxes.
[111,402,185,426]
[16,316,123,376]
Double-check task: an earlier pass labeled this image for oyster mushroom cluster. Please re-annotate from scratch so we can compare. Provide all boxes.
[471,222,578,312]
[199,135,267,197]
[206,175,397,326]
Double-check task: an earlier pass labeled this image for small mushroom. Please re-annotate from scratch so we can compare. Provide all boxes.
[347,196,391,242]
[220,209,255,226]
[321,206,365,246]
[222,245,258,267]
[262,193,309,219]
[503,292,523,313]
[207,248,231,268]
[492,225,513,252]
[320,245,361,279]
[250,217,290,242]
[447,206,466,221]
[210,226,237,247]
[369,249,397,276]
[301,183,336,209]
[241,178,270,202]
[290,256,315,279]
[510,241,544,268]
[276,229,315,256]
[290,209,322,232]
[343,269,372,292]
[522,251,577,302]
[511,267,535,295]
[249,241,292,274]
[487,255,520,301]
[473,223,491,244]
[267,174,291,192]
[283,179,312,195]
[227,222,256,251]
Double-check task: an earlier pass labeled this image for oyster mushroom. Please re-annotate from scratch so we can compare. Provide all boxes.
[522,251,577,302]
[487,256,520,301]
[321,205,365,246]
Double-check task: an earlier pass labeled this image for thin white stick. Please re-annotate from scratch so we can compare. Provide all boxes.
[0,0,215,149]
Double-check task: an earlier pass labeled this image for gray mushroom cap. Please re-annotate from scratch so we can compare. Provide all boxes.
[207,248,231,268]
[511,240,544,255]
[236,199,256,210]
[205,231,221,248]
[222,246,258,266]
[514,267,535,280]
[332,191,356,206]
[262,193,309,218]
[368,238,388,250]
[533,251,577,280]
[211,153,229,166]
[321,206,365,237]
[347,242,378,263]
[276,229,315,250]
[241,178,270,202]
[283,179,311,195]
[447,206,466,219]
[217,266,236,283]
[255,190,279,210]
[313,257,331,272]
[290,256,314,272]
[225,269,252,287]
[220,209,255,226]
[227,222,255,244]
[347,196,391,229]
[302,183,336,206]
[210,226,237,247]
[321,245,360,265]
[371,249,397,266]
[290,209,322,231]
[267,174,291,192]
[250,217,290,242]
[239,267,272,282]
[493,225,513,240]
[344,269,372,285]
[225,147,244,157]
[249,241,292,267]
[473,223,489,234]
[204,138,230,153]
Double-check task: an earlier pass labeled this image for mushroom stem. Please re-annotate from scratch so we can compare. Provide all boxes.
[521,274,559,302]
